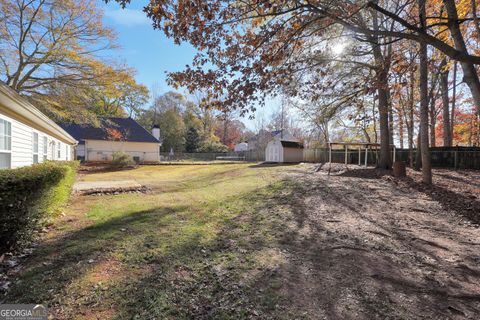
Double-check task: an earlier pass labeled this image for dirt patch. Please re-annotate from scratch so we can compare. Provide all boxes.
[73,180,149,196]
[86,258,123,283]
[398,169,480,224]
[265,165,480,319]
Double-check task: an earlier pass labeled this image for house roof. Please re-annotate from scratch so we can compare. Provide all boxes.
[281,140,304,149]
[271,130,283,136]
[59,117,159,143]
[248,130,285,142]
[0,82,76,145]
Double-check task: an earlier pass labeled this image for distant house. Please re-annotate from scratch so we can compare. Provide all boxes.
[234,142,248,152]
[0,83,76,169]
[60,117,161,163]
[247,130,298,151]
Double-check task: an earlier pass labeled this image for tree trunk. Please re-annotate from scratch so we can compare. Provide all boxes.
[388,91,394,145]
[451,61,457,144]
[376,74,392,169]
[407,114,414,167]
[408,63,415,167]
[372,98,378,143]
[415,133,422,171]
[371,9,391,169]
[443,0,480,117]
[440,59,452,146]
[419,0,432,184]
[427,60,441,147]
[469,116,474,146]
[429,95,436,147]
[398,108,405,149]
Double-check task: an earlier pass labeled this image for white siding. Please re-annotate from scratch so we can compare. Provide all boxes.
[0,111,74,169]
[11,116,33,167]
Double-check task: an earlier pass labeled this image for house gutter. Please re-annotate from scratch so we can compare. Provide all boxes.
[0,83,77,145]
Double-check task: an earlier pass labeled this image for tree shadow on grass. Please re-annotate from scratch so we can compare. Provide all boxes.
[6,183,297,319]
[111,176,480,319]
[6,173,480,319]
[5,205,188,306]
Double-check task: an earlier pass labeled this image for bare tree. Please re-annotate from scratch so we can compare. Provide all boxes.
[418,0,432,184]
[440,59,452,146]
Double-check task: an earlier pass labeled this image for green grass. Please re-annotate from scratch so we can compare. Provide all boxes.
[6,163,302,319]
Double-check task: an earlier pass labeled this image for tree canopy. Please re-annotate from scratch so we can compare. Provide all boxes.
[0,0,148,123]
[108,0,480,182]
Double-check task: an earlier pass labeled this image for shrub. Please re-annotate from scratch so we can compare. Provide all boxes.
[111,151,134,168]
[0,161,79,254]
[197,141,230,153]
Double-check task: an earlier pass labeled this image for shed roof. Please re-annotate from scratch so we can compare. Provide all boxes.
[59,117,159,143]
[281,140,304,149]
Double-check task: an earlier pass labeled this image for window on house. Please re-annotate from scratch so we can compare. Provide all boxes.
[57,141,61,159]
[32,132,39,164]
[43,136,48,161]
[0,118,12,169]
[65,145,69,160]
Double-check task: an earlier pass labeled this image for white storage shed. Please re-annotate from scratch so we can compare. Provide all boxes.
[265,140,304,163]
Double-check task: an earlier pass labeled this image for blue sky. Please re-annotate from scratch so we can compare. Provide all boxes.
[99,0,280,130]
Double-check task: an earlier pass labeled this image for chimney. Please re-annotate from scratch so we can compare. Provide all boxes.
[152,125,160,141]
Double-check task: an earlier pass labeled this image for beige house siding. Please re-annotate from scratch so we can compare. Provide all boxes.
[283,147,303,163]
[85,140,159,162]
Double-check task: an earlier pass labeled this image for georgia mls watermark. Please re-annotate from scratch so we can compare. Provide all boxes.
[0,305,47,320]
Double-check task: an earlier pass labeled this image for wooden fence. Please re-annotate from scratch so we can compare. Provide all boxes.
[159,147,480,169]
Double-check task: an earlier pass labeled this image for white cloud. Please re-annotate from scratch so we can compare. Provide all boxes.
[105,8,150,27]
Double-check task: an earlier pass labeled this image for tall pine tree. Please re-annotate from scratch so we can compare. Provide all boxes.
[185,126,200,153]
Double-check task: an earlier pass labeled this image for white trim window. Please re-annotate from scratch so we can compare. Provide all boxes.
[57,141,61,159]
[65,144,69,160]
[0,118,12,169]
[32,132,39,164]
[43,136,48,161]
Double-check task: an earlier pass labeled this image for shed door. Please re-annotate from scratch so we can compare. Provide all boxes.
[272,145,280,162]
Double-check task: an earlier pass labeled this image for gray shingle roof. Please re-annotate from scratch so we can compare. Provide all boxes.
[59,117,159,143]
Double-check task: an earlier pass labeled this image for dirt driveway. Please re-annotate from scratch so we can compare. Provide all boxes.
[272,164,480,319]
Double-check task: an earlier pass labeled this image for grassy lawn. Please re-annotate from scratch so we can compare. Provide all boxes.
[6,163,300,319]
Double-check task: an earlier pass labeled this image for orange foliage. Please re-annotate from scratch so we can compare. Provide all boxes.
[106,128,124,141]
[436,108,480,146]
